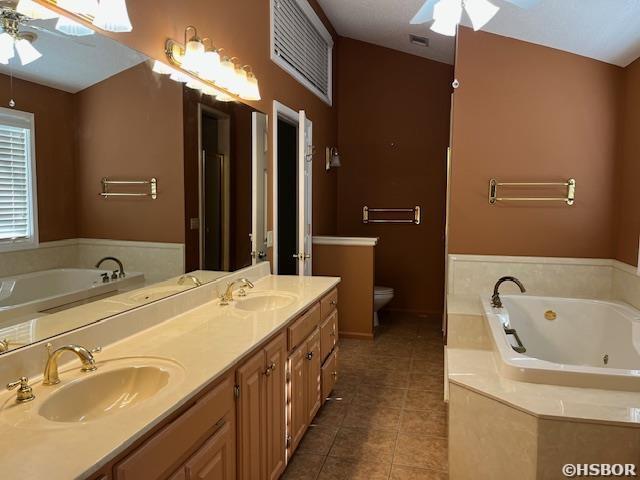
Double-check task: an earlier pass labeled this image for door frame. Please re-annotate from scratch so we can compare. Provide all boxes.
[251,112,268,265]
[197,103,231,270]
[272,100,300,275]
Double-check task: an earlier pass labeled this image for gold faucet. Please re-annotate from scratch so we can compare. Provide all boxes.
[43,344,101,386]
[6,377,35,403]
[220,278,255,305]
[178,274,203,287]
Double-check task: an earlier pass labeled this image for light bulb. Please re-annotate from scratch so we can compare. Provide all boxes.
[243,72,261,101]
[58,0,99,16]
[464,0,499,31]
[216,57,236,90]
[182,39,206,72]
[93,0,133,33]
[152,60,173,75]
[16,0,58,19]
[202,86,219,97]
[200,50,221,81]
[0,33,15,62]
[15,39,42,65]
[229,65,246,95]
[56,16,95,36]
[431,0,462,36]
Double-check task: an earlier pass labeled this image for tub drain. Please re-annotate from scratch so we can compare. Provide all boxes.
[603,354,609,366]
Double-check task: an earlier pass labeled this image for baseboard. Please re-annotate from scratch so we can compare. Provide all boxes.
[339,331,374,341]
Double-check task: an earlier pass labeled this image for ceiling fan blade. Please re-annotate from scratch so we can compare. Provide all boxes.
[410,0,440,24]
[503,0,540,8]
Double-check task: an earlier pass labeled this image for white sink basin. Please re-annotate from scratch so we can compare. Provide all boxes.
[38,359,183,423]
[234,292,297,312]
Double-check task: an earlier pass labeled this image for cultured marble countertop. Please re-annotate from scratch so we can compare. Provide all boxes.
[447,347,640,427]
[0,274,340,480]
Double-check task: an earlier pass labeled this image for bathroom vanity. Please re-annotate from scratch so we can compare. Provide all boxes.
[0,266,340,479]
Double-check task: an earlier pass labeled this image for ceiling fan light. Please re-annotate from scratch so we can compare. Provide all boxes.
[58,0,99,16]
[56,16,95,36]
[464,0,499,31]
[15,38,42,65]
[430,18,458,36]
[0,33,15,61]
[93,0,133,33]
[433,0,462,23]
[16,0,58,20]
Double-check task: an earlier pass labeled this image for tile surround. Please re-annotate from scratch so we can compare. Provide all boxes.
[0,238,185,284]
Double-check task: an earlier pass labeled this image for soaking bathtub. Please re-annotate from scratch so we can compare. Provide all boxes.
[482,294,640,391]
[0,268,144,328]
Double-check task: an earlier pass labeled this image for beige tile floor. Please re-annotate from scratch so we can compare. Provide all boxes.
[282,311,448,480]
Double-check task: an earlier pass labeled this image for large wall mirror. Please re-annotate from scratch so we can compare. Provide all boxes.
[0,4,267,354]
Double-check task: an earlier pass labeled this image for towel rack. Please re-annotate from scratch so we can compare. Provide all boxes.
[100,178,158,200]
[489,178,575,206]
[362,206,421,225]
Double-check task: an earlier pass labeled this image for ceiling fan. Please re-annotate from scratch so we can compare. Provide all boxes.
[411,0,540,36]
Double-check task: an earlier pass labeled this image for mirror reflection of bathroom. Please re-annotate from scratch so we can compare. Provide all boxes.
[0,3,267,354]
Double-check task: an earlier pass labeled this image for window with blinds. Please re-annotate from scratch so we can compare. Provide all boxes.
[271,0,333,104]
[0,109,37,250]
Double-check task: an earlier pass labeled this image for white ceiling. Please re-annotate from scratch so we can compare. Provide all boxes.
[318,0,640,67]
[0,18,147,93]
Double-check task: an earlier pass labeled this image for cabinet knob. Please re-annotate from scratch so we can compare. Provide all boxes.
[305,352,314,360]
[264,362,276,376]
[330,300,338,306]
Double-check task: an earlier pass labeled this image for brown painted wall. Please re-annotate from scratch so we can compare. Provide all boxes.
[615,57,640,266]
[313,243,375,339]
[0,74,77,242]
[77,0,339,238]
[75,62,185,242]
[449,28,621,259]
[336,38,453,315]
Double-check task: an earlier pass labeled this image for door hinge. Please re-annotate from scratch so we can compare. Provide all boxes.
[234,385,240,398]
[285,366,291,383]
[286,434,292,449]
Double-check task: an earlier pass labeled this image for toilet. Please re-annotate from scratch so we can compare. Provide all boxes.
[373,286,394,326]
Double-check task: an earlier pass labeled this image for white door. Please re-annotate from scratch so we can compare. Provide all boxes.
[297,110,313,276]
[251,112,268,264]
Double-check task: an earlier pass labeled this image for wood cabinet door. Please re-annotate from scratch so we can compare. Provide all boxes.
[264,333,287,480]
[288,344,307,454]
[236,349,266,480]
[185,413,236,480]
[305,329,322,422]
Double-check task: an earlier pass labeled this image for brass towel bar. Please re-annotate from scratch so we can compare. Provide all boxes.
[489,178,575,206]
[100,178,158,200]
[362,206,421,225]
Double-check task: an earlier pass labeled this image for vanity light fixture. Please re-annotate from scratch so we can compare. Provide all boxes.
[162,26,261,102]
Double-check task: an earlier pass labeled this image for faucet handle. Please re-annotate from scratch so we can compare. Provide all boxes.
[7,377,35,403]
[91,346,102,355]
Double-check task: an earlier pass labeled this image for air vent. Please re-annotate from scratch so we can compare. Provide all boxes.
[409,34,430,47]
[271,0,334,104]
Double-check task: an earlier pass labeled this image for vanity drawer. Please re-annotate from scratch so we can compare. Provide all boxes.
[288,302,320,351]
[321,347,338,403]
[320,289,338,320]
[320,310,338,362]
[114,373,234,480]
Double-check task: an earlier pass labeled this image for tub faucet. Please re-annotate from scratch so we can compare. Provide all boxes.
[178,274,203,287]
[43,344,101,385]
[96,256,125,278]
[491,276,526,308]
[220,278,255,305]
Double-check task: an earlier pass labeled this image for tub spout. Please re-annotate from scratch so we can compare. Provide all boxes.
[491,276,526,308]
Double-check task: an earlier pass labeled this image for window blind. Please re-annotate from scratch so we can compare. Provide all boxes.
[273,0,331,99]
[0,123,33,242]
